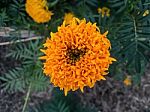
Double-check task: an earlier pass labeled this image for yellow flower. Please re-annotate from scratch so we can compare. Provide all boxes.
[40,18,116,96]
[97,7,110,17]
[64,12,75,25]
[123,76,132,86]
[143,10,149,17]
[25,0,53,23]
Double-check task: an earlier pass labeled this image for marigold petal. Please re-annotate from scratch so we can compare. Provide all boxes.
[80,86,84,93]
[103,31,108,36]
[40,49,46,54]
[39,56,47,60]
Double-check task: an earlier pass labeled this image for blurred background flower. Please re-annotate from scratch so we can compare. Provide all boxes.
[123,76,132,86]
[25,0,53,23]
[97,7,110,17]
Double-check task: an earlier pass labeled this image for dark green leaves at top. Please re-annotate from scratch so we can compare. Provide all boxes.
[76,0,98,7]
[108,0,127,14]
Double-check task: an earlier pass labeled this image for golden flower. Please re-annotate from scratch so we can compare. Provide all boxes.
[143,10,149,17]
[40,18,116,96]
[64,12,75,25]
[25,0,53,23]
[97,7,110,17]
[123,76,132,86]
[97,8,102,14]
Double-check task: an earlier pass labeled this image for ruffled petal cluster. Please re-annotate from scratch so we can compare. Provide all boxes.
[40,18,116,95]
[26,0,53,23]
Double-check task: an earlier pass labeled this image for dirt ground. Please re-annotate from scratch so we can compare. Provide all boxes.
[80,71,150,112]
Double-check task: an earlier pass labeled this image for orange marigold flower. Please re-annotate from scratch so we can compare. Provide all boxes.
[123,76,132,86]
[25,0,53,23]
[40,18,116,96]
[64,12,75,25]
[98,7,110,17]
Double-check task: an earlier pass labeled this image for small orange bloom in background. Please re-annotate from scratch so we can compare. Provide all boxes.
[97,7,110,17]
[40,17,116,96]
[124,76,132,86]
[64,12,75,25]
[143,10,149,17]
[25,0,53,23]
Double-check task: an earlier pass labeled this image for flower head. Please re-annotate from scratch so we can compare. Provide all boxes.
[40,18,116,95]
[143,10,149,17]
[98,7,110,17]
[64,12,75,25]
[25,0,53,23]
[123,76,132,86]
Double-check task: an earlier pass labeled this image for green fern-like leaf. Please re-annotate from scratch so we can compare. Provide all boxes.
[30,100,70,112]
[109,0,141,14]
[8,0,27,24]
[30,68,49,92]
[6,43,27,60]
[108,0,127,14]
[113,9,150,74]
[6,40,43,64]
[2,40,49,93]
[76,0,98,7]
[0,67,26,92]
[0,9,9,26]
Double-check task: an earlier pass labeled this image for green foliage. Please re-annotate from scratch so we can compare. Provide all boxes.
[0,40,49,92]
[76,0,98,7]
[0,0,27,26]
[109,0,127,14]
[0,9,9,26]
[29,88,97,112]
[0,67,26,92]
[108,1,150,83]
[32,100,70,112]
[114,13,150,73]
[8,0,27,24]
[108,0,141,13]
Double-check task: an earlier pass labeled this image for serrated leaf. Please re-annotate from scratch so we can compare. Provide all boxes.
[138,42,150,51]
[117,34,134,41]
[121,42,135,53]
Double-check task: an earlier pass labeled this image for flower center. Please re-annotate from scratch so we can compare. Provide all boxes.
[66,48,87,64]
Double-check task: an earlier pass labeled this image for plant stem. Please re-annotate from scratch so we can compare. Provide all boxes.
[22,83,32,112]
[132,15,138,52]
[0,36,43,46]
